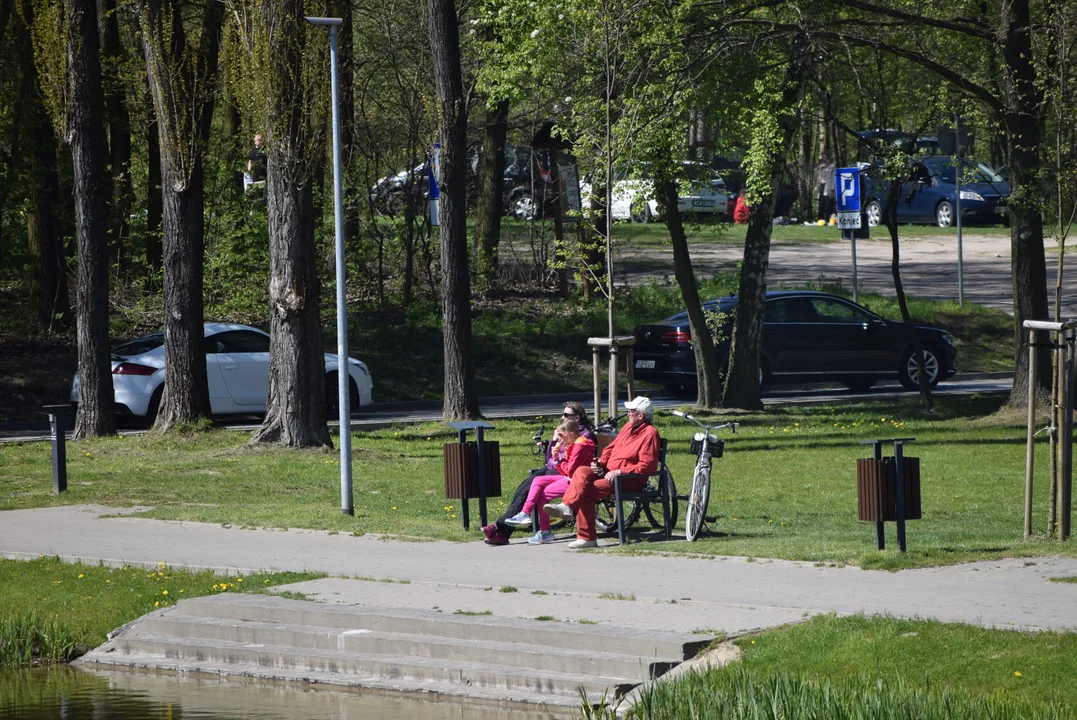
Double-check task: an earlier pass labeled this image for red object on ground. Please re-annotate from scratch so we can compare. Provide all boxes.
[733,195,750,224]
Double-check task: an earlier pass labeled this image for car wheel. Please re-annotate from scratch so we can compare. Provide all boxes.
[899,346,942,391]
[935,201,954,228]
[326,372,360,415]
[511,193,537,220]
[629,197,652,224]
[842,377,877,392]
[145,386,164,428]
[865,200,882,228]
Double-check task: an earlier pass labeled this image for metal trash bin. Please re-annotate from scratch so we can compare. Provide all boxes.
[857,438,920,551]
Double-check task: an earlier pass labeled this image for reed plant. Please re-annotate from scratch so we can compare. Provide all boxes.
[0,612,78,667]
[626,665,1069,720]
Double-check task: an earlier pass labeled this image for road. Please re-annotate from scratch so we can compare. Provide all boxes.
[0,373,1012,443]
[625,232,1077,317]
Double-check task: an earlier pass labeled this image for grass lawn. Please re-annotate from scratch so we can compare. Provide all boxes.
[0,556,321,667]
[627,614,1077,719]
[1,395,1071,570]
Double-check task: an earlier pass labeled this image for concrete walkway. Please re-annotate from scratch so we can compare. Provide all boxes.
[3,505,1076,636]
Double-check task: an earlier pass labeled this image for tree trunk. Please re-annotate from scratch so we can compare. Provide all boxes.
[142,0,222,430]
[1002,0,1051,405]
[657,176,721,407]
[249,0,331,447]
[251,174,331,446]
[474,98,508,293]
[724,45,811,410]
[98,0,131,273]
[146,89,163,272]
[428,0,478,420]
[882,178,933,410]
[68,0,115,438]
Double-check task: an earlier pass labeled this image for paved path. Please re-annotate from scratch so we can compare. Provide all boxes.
[625,233,1077,317]
[4,505,1076,636]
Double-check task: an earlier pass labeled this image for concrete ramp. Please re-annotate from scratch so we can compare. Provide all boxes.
[76,593,711,711]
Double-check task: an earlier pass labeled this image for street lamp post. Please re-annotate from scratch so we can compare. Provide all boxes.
[306,15,352,515]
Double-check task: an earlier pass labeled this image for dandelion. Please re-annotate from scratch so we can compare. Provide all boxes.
[237,578,243,583]
[155,601,159,607]
[78,574,84,579]
[392,506,397,511]
[751,640,756,645]
[162,590,168,595]
[451,514,457,519]
[106,579,111,584]
[1015,671,1022,677]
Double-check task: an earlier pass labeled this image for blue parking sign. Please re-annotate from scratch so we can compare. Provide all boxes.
[835,167,860,213]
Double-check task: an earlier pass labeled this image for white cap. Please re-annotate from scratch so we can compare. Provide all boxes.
[624,396,652,415]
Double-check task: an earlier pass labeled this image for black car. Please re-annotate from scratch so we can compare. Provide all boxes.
[632,291,957,397]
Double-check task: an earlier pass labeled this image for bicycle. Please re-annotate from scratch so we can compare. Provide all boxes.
[670,411,738,541]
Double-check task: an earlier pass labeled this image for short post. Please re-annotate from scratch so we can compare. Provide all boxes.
[1024,327,1037,539]
[871,440,884,549]
[592,346,602,422]
[894,440,908,552]
[588,335,637,422]
[42,405,71,494]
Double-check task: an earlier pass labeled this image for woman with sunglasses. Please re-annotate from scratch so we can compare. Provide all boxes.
[482,402,593,546]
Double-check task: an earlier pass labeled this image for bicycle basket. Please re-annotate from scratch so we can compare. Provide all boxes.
[690,433,723,458]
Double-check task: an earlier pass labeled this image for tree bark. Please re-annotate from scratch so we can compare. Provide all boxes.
[1002,0,1051,405]
[145,84,163,272]
[428,0,478,420]
[474,99,508,293]
[251,173,330,446]
[142,0,222,430]
[249,0,330,447]
[724,44,811,410]
[657,176,721,407]
[68,0,116,438]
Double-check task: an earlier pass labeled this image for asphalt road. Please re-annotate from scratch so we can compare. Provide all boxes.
[0,373,1012,443]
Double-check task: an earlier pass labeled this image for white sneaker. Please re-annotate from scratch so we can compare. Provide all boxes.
[504,512,532,527]
[567,538,598,549]
[542,503,573,522]
[528,530,555,545]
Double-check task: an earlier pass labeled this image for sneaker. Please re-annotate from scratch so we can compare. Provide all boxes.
[542,502,573,522]
[567,538,598,549]
[504,512,532,528]
[482,525,509,546]
[527,530,555,545]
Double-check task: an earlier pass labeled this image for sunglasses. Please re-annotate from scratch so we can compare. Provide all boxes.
[562,411,577,417]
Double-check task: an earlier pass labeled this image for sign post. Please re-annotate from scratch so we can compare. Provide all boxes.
[835,167,868,303]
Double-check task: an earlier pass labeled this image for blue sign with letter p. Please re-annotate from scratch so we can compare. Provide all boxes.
[835,167,860,213]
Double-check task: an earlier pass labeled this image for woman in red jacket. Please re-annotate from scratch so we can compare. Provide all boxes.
[503,420,595,544]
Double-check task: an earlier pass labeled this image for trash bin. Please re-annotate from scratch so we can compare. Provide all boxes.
[443,441,502,500]
[856,456,921,522]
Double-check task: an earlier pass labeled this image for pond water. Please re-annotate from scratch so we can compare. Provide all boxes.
[0,666,574,720]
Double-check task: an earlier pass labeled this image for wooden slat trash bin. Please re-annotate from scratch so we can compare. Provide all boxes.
[444,421,502,530]
[856,457,922,522]
[857,438,920,552]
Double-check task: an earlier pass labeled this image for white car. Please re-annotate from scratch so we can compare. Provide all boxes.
[70,323,373,424]
[582,163,729,223]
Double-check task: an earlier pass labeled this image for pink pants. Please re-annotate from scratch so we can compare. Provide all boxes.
[522,475,571,531]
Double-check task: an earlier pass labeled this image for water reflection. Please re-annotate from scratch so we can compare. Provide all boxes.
[0,667,577,719]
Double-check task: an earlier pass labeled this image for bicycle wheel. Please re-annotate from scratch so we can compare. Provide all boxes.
[642,467,678,532]
[595,497,642,534]
[685,463,711,541]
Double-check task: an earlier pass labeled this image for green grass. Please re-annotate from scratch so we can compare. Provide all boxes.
[622,615,1077,718]
[2,396,1074,569]
[0,556,322,668]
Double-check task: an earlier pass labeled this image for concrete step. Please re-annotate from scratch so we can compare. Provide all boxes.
[98,633,635,702]
[179,592,707,660]
[77,593,711,709]
[140,614,677,679]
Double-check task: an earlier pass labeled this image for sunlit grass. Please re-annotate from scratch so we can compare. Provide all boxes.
[1,395,1071,569]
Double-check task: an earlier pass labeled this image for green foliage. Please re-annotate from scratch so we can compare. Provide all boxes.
[27,0,67,139]
[0,556,322,668]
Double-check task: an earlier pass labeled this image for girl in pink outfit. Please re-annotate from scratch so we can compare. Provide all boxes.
[504,420,596,543]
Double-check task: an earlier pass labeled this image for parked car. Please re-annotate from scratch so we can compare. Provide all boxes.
[631,291,957,397]
[583,162,729,223]
[70,324,373,425]
[863,156,1009,228]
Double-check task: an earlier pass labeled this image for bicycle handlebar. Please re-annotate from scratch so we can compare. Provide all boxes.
[668,410,738,434]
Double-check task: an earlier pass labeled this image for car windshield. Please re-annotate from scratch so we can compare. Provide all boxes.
[928,159,1005,184]
[112,332,164,357]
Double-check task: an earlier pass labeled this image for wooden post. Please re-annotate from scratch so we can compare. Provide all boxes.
[592,345,602,422]
[608,343,618,419]
[625,346,635,401]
